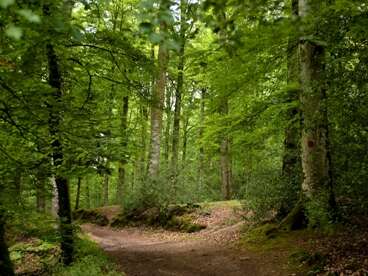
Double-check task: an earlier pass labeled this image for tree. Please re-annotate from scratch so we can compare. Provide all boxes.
[298,0,336,225]
[147,0,170,178]
[44,1,74,265]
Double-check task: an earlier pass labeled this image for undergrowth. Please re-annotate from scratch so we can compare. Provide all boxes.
[53,236,122,276]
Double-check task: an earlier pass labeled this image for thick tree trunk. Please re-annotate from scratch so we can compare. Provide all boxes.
[147,12,169,178]
[298,0,335,224]
[0,207,14,276]
[220,99,232,200]
[117,96,129,203]
[46,42,73,265]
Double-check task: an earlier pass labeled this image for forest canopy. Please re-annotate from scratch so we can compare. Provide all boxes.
[0,0,367,274]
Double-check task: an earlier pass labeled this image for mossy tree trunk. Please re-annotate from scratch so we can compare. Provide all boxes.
[298,0,336,225]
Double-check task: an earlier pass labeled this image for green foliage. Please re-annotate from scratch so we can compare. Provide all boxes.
[53,237,121,276]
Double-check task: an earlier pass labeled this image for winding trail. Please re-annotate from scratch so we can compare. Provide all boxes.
[83,204,286,276]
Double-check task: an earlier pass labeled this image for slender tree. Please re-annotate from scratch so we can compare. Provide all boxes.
[170,0,187,190]
[44,2,74,264]
[147,0,170,178]
[117,96,129,203]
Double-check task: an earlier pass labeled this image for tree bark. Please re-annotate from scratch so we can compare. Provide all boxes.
[117,96,129,203]
[298,0,335,223]
[147,3,169,178]
[46,41,73,265]
[164,87,172,164]
[170,0,187,192]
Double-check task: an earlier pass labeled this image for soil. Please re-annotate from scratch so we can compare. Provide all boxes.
[82,203,289,276]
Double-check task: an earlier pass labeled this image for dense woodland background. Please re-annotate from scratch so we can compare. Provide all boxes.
[0,0,368,275]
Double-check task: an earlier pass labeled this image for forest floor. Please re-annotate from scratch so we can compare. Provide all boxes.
[82,201,292,276]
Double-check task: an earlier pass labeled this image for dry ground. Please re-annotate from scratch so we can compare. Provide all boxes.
[83,202,290,276]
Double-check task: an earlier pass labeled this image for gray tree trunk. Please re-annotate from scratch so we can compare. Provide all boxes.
[147,4,169,178]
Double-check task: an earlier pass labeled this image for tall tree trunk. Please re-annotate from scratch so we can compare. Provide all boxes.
[170,0,187,193]
[164,88,172,164]
[147,4,169,178]
[139,103,149,179]
[198,88,206,197]
[46,40,73,265]
[298,0,335,224]
[75,177,82,210]
[220,99,232,200]
[117,96,129,203]
[277,0,302,219]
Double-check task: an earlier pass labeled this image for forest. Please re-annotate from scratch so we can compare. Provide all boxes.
[0,0,367,275]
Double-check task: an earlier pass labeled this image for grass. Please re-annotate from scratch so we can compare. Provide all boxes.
[53,235,123,276]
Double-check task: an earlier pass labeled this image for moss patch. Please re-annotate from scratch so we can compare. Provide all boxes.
[111,204,206,233]
[9,238,61,275]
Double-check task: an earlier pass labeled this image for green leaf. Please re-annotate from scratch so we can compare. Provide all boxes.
[17,9,41,23]
[0,0,14,8]
[5,25,22,40]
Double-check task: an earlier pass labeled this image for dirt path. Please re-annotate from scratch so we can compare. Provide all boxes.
[83,203,286,276]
